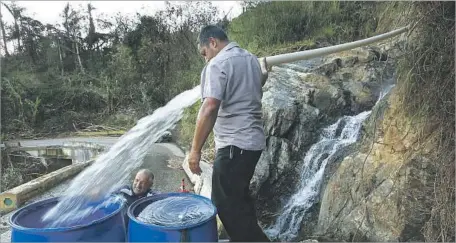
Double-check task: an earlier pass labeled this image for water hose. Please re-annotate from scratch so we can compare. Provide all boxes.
[258,26,409,70]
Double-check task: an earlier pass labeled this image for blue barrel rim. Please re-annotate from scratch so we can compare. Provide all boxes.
[9,196,126,233]
[127,192,217,231]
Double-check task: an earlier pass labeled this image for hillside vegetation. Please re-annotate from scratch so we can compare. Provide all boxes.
[1,1,219,139]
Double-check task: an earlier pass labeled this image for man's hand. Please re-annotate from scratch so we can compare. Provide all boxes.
[188,150,202,175]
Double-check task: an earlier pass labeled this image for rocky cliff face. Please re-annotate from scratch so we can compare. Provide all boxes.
[251,43,399,240]
[316,87,441,241]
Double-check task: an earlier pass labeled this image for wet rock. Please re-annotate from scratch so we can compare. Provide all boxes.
[316,90,438,241]
[340,56,359,68]
[251,45,397,240]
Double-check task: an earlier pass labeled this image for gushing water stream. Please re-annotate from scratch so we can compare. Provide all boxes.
[41,85,201,226]
[265,85,394,241]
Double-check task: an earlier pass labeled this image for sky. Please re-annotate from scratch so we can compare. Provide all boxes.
[2,1,244,25]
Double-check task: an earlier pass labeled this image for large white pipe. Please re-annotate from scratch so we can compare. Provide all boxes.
[261,26,408,66]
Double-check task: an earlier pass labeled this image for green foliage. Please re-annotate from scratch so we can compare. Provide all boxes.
[178,101,215,161]
[228,1,379,55]
[0,2,216,138]
[102,112,137,130]
[179,101,201,147]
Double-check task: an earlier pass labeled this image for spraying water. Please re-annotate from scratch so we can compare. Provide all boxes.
[41,85,201,227]
[265,85,394,241]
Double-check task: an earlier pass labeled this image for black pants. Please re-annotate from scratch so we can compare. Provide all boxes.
[211,145,271,242]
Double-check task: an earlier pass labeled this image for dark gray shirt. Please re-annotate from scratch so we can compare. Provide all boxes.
[200,42,265,151]
[115,185,159,207]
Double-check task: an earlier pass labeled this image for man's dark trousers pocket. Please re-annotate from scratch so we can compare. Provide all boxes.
[211,145,271,242]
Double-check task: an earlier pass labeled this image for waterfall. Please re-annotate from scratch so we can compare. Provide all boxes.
[265,84,394,241]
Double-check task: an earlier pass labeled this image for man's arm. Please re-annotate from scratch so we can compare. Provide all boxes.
[188,98,220,174]
[188,61,226,175]
[191,97,221,154]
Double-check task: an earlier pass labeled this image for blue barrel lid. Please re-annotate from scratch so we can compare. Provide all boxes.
[127,192,217,231]
[9,196,125,233]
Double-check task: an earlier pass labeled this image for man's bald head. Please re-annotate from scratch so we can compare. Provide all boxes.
[137,169,154,181]
[132,169,154,195]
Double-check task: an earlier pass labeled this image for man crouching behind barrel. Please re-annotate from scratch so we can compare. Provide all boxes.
[115,169,160,206]
[188,25,271,242]
[90,169,159,207]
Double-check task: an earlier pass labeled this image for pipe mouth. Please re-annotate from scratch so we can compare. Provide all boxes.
[127,192,217,231]
[9,196,125,232]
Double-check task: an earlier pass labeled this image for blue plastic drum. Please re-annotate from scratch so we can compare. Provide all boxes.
[9,196,127,242]
[127,193,218,242]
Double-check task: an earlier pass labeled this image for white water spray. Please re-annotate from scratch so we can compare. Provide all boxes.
[265,85,394,241]
[41,85,201,226]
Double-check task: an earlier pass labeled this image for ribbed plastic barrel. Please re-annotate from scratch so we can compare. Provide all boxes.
[127,193,218,242]
[9,196,126,242]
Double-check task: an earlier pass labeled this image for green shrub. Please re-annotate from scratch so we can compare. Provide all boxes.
[228,1,379,54]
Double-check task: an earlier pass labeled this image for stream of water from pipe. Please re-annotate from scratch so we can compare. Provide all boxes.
[41,85,201,227]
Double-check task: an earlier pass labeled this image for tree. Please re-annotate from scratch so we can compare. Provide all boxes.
[1,2,24,52]
[0,5,10,56]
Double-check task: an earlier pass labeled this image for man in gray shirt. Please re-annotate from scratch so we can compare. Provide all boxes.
[188,25,270,242]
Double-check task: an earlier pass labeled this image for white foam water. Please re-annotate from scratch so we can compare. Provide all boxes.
[265,84,395,241]
[264,111,371,241]
[41,85,201,226]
